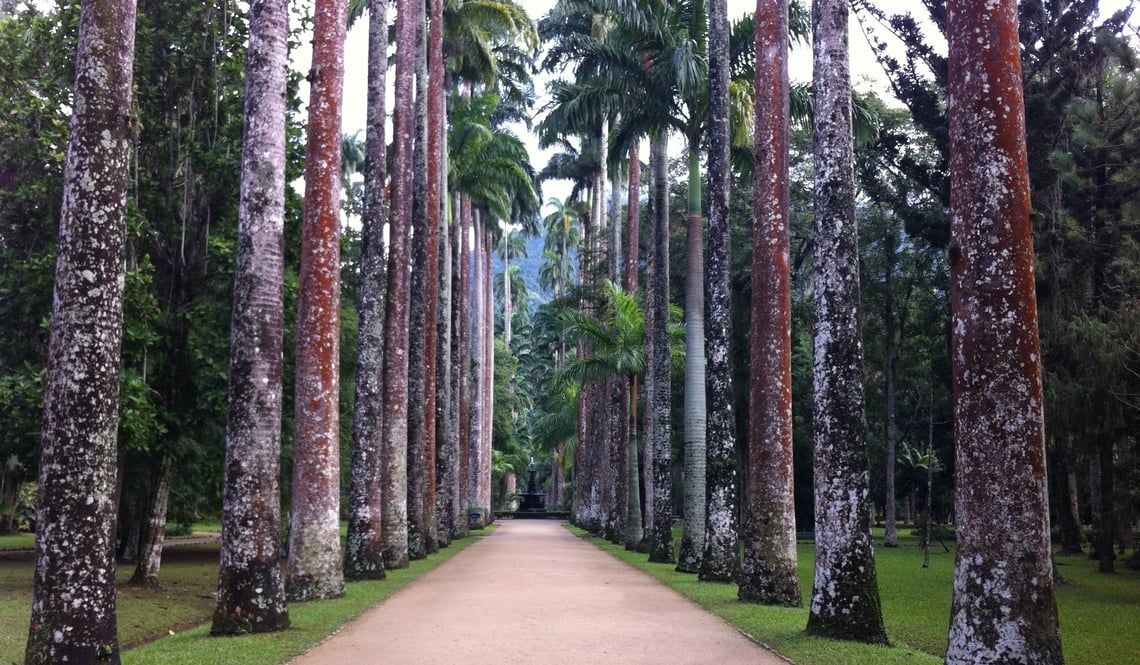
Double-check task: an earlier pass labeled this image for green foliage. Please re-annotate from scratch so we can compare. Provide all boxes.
[572,525,1140,665]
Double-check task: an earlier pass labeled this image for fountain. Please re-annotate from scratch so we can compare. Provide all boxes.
[517,458,546,513]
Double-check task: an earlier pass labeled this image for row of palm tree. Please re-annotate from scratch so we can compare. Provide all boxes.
[23,0,542,659]
[532,0,1062,660]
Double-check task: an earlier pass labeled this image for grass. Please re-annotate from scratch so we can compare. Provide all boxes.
[0,526,493,665]
[0,532,34,551]
[569,525,1140,665]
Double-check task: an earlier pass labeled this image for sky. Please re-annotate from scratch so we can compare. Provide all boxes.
[330,0,1136,213]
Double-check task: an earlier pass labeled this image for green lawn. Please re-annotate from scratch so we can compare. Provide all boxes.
[571,526,1140,665]
[0,526,492,665]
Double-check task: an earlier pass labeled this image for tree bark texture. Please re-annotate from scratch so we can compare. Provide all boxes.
[406,0,432,560]
[883,234,899,547]
[646,131,674,564]
[468,217,487,526]
[945,0,1063,661]
[739,0,799,607]
[454,194,472,539]
[344,0,390,581]
[211,0,290,636]
[677,145,708,574]
[805,0,887,643]
[434,186,455,547]
[287,0,347,602]
[380,0,417,570]
[701,0,740,584]
[26,2,137,659]
[130,456,171,587]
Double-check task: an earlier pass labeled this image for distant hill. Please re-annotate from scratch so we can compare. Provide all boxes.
[491,232,582,314]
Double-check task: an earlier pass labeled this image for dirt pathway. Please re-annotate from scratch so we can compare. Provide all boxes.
[287,520,786,665]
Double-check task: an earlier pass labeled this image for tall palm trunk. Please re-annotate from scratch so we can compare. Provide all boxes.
[288,0,347,602]
[623,141,644,550]
[212,0,290,635]
[406,0,433,560]
[380,0,418,570]
[455,193,472,539]
[468,212,487,526]
[805,0,887,642]
[944,1,1062,661]
[26,1,138,657]
[677,139,707,574]
[483,234,495,520]
[740,0,799,606]
[646,131,674,564]
[883,231,899,547]
[430,0,452,548]
[345,0,390,581]
[700,0,739,583]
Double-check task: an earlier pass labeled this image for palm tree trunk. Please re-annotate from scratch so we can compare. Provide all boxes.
[455,193,472,539]
[483,235,495,522]
[28,1,138,657]
[700,0,739,583]
[740,0,799,607]
[406,0,431,561]
[468,212,487,527]
[646,131,674,564]
[211,0,290,637]
[944,0,1061,660]
[677,140,707,574]
[130,456,171,588]
[805,0,887,643]
[883,231,899,548]
[430,0,451,547]
[345,0,390,581]
[288,0,347,602]
[379,0,418,570]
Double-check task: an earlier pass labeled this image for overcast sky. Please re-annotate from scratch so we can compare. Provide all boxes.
[329,0,1134,212]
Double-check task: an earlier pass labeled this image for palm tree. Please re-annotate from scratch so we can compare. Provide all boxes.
[740,0,799,607]
[406,0,436,562]
[540,197,581,302]
[805,0,886,642]
[287,0,348,603]
[498,230,528,346]
[212,0,290,635]
[379,0,418,570]
[944,0,1061,661]
[344,0,390,581]
[25,0,138,660]
[699,0,739,584]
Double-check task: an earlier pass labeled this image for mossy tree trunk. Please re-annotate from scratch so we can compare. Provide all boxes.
[804,0,887,644]
[944,0,1062,661]
[26,3,138,657]
[344,0,390,582]
[739,0,799,606]
[212,0,291,636]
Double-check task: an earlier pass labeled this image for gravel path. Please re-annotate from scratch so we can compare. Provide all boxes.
[287,520,786,665]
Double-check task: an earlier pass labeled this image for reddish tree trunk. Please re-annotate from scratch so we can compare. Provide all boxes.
[739,0,799,607]
[380,0,417,570]
[945,1,1062,661]
[26,3,138,659]
[287,0,347,602]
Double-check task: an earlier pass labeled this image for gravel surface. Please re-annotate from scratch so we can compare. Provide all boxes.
[287,520,786,665]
